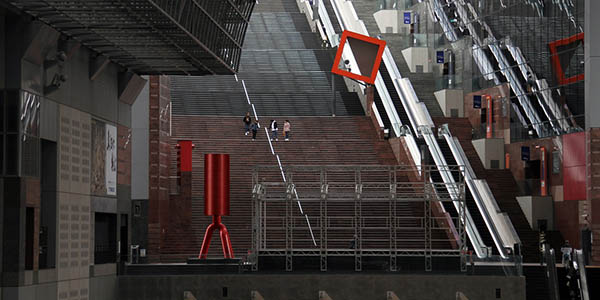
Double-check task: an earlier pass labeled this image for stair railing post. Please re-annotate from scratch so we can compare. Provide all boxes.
[285,170,294,272]
[424,165,432,272]
[354,167,362,271]
[389,166,397,271]
[251,168,261,271]
[320,167,328,271]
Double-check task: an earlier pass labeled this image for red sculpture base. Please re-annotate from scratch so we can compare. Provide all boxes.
[198,216,234,259]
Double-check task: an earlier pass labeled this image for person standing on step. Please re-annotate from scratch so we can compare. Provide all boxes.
[250,120,259,141]
[243,112,252,136]
[270,119,278,141]
[283,120,291,141]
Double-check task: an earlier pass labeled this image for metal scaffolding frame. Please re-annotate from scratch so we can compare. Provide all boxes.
[251,165,467,272]
[5,0,255,75]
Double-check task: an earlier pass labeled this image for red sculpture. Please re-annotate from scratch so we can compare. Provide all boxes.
[198,153,234,259]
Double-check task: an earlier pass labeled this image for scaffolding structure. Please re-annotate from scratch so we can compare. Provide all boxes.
[251,165,467,272]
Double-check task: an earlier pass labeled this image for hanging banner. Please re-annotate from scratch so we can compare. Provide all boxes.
[91,119,117,196]
[105,123,117,196]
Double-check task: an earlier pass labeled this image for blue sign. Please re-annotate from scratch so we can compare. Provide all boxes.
[473,95,482,109]
[521,146,530,161]
[436,51,444,64]
[404,12,411,24]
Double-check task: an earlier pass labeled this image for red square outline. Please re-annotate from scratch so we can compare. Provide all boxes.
[548,32,584,85]
[331,30,386,85]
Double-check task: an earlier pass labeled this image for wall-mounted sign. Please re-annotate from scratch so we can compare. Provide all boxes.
[473,95,482,108]
[106,124,117,195]
[404,12,411,24]
[436,51,444,64]
[91,119,117,196]
[521,146,530,161]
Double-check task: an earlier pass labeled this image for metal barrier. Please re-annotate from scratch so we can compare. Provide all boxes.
[250,165,467,272]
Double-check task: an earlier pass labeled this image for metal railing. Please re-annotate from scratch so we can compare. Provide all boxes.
[251,165,467,272]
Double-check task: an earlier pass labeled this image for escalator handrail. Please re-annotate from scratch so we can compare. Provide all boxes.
[574,249,590,300]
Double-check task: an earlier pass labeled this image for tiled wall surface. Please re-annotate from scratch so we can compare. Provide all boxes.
[57,105,91,300]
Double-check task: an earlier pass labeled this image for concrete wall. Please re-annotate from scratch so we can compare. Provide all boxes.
[373,10,412,34]
[131,80,149,200]
[472,138,505,169]
[1,12,133,300]
[119,274,525,300]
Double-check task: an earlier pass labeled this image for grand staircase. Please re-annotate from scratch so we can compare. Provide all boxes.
[159,116,442,261]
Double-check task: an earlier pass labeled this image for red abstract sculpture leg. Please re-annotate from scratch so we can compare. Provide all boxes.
[218,220,234,259]
[199,221,216,259]
[198,216,234,259]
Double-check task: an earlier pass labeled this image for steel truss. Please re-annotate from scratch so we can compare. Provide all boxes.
[6,0,255,75]
[250,165,467,272]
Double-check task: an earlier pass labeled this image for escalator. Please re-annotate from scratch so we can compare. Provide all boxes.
[321,0,342,33]
[377,56,495,256]
[502,49,551,128]
[432,137,495,254]
[378,64,412,132]
[373,89,392,131]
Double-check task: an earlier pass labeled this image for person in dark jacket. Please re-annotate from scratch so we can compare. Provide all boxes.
[243,112,252,136]
[250,120,259,141]
[270,119,278,141]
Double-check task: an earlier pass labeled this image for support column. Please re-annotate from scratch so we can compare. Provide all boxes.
[147,75,171,262]
[585,0,600,264]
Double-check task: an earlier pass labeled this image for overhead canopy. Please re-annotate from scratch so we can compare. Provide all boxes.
[7,0,256,75]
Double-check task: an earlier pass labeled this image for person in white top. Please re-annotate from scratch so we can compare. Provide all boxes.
[270,119,278,141]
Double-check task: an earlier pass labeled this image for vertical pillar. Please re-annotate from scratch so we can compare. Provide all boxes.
[174,140,193,229]
[147,75,171,262]
[540,146,547,196]
[486,95,493,138]
[585,0,600,264]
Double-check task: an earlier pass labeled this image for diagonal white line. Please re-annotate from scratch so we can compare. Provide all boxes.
[242,80,251,105]
[239,76,316,247]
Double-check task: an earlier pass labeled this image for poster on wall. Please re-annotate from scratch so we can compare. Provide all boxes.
[91,119,117,196]
[105,124,117,195]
